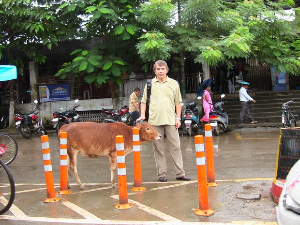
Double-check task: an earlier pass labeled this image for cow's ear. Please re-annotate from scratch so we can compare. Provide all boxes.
[135,122,141,129]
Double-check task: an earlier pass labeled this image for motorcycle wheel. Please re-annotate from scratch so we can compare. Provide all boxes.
[290,119,296,129]
[40,126,48,135]
[214,124,220,136]
[19,124,32,139]
[121,113,130,125]
[224,126,230,132]
[187,128,192,136]
[56,121,66,134]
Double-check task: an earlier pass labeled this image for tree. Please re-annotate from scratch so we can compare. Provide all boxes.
[136,0,300,77]
[54,0,145,108]
[0,0,64,125]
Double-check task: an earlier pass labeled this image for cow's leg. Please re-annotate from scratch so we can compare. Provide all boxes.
[68,151,86,190]
[67,156,71,189]
[109,153,117,188]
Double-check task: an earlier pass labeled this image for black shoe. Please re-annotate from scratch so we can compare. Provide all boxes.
[176,175,191,181]
[159,177,167,182]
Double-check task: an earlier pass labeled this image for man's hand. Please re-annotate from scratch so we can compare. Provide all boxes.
[175,120,181,129]
[136,116,145,123]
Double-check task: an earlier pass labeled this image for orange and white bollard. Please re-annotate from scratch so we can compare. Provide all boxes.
[114,135,133,210]
[205,124,219,187]
[131,127,146,191]
[194,135,214,216]
[41,135,60,203]
[57,132,72,195]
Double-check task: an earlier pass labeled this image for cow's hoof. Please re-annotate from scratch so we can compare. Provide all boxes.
[79,185,86,190]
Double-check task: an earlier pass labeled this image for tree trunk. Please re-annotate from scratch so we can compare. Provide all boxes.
[9,80,15,127]
[180,53,186,95]
[202,63,210,81]
[108,81,117,109]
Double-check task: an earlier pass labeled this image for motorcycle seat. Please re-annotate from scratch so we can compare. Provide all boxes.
[102,108,114,111]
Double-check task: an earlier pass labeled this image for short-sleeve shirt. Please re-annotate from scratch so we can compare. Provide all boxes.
[141,76,182,126]
[129,92,139,112]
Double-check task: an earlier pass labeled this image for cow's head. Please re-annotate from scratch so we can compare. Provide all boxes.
[136,121,161,143]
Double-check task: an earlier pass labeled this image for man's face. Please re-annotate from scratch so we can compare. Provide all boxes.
[155,65,168,80]
[135,91,140,96]
[243,85,249,89]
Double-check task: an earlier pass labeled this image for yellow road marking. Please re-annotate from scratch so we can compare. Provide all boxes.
[234,132,242,140]
[233,178,273,182]
[234,132,278,140]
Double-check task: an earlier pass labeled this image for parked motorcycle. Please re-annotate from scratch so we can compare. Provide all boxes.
[182,101,200,136]
[100,108,115,122]
[102,105,132,125]
[14,100,47,139]
[209,94,229,136]
[52,99,80,133]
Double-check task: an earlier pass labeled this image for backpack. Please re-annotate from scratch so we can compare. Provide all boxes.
[145,79,151,121]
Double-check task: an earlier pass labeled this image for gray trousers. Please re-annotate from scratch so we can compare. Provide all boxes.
[239,101,253,124]
[152,125,185,178]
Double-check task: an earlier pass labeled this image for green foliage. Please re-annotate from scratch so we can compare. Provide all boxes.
[0,0,60,70]
[137,1,175,30]
[136,31,172,62]
[177,0,300,74]
[1,0,300,98]
[55,43,128,86]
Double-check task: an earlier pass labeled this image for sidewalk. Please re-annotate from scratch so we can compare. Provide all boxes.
[0,126,280,224]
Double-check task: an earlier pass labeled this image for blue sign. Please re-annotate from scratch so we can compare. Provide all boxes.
[39,84,70,102]
[271,66,286,91]
[0,65,17,81]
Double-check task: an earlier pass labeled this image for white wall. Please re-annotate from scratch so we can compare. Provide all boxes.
[15,93,199,121]
[15,98,113,121]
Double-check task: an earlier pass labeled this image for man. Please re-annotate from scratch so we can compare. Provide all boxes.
[137,60,190,182]
[238,82,257,124]
[129,87,140,125]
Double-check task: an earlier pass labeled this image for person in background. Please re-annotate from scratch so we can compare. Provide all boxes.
[137,60,190,182]
[129,87,140,125]
[238,82,257,124]
[227,69,235,94]
[274,73,279,87]
[200,84,213,123]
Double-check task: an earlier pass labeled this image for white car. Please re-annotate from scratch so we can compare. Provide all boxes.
[277,159,300,224]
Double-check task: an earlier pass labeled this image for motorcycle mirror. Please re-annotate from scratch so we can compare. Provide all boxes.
[221,94,225,98]
[34,100,38,104]
[197,96,202,100]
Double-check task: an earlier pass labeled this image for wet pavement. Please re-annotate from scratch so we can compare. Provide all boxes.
[0,126,280,224]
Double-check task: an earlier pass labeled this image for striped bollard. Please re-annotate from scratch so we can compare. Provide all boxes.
[205,124,219,187]
[57,132,72,195]
[194,135,214,216]
[131,127,146,192]
[41,135,60,203]
[114,135,133,210]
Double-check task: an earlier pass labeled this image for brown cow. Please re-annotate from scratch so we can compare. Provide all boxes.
[58,121,161,189]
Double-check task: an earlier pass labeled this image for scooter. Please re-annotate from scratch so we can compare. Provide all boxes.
[182,101,200,136]
[209,94,229,136]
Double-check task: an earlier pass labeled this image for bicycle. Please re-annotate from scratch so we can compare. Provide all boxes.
[0,133,18,165]
[281,100,296,128]
[0,159,15,214]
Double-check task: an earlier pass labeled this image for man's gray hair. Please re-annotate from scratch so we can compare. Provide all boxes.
[153,60,169,71]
